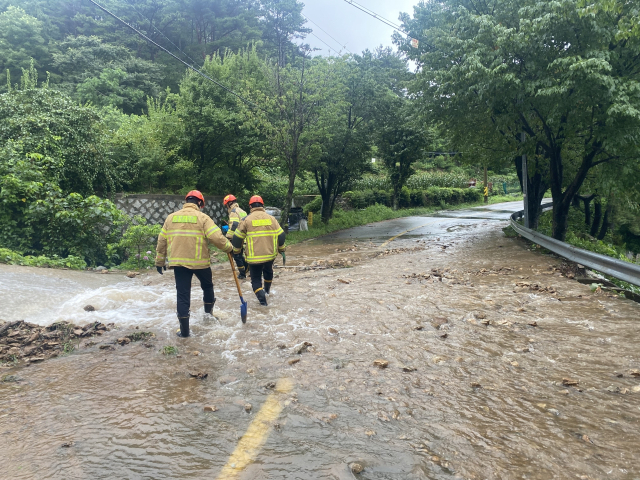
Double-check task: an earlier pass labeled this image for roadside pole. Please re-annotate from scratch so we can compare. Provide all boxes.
[483,166,488,204]
[521,132,529,228]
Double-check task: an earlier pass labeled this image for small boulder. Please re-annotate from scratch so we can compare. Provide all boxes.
[350,463,364,474]
[203,405,218,412]
[373,359,389,369]
[117,337,131,346]
[83,305,96,312]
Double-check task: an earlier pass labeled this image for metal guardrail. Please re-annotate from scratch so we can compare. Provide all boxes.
[510,205,640,287]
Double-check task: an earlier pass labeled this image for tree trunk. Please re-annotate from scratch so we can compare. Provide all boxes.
[280,170,296,231]
[515,156,548,229]
[597,203,612,240]
[590,200,602,237]
[552,203,571,241]
[576,194,596,227]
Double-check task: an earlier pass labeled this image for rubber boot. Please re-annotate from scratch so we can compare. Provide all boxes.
[264,280,272,295]
[255,289,268,306]
[204,301,215,314]
[237,268,246,280]
[177,316,190,337]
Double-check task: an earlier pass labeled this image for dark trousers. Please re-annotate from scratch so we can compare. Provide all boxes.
[249,260,274,293]
[174,266,214,318]
[233,247,247,272]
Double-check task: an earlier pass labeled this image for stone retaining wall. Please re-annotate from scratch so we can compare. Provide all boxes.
[114,194,226,225]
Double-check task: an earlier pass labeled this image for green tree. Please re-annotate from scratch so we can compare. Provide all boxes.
[377,102,430,209]
[176,46,269,194]
[263,53,342,226]
[0,6,46,93]
[52,35,161,114]
[403,0,640,240]
[311,50,403,222]
[0,65,122,195]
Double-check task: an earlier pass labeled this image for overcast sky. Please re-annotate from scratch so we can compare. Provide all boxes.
[300,0,419,56]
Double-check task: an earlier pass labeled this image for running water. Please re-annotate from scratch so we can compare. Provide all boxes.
[1,207,639,479]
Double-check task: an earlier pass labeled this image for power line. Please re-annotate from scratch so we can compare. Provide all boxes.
[119,0,200,67]
[342,0,434,49]
[85,0,260,109]
[302,14,352,54]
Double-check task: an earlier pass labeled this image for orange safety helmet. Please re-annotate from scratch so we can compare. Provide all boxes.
[249,195,264,206]
[185,190,205,206]
[223,194,237,206]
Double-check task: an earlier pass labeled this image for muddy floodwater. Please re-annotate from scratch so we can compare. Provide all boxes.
[1,202,639,479]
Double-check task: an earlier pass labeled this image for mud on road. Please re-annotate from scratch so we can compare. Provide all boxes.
[1,215,640,479]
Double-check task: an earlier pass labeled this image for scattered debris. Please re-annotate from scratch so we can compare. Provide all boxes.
[117,337,131,346]
[630,369,640,377]
[327,327,339,335]
[126,271,139,278]
[288,358,300,365]
[562,378,579,387]
[365,430,376,437]
[61,441,75,448]
[244,403,252,413]
[373,359,389,369]
[471,382,482,389]
[431,317,448,329]
[351,463,364,474]
[203,405,218,412]
[264,381,276,389]
[189,372,208,380]
[0,320,112,364]
[337,278,352,284]
[402,366,416,372]
[292,341,313,354]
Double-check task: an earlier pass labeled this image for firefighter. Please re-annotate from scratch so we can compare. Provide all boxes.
[223,194,248,279]
[155,190,233,337]
[231,195,286,306]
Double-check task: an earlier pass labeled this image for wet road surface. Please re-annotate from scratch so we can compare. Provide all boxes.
[1,200,639,480]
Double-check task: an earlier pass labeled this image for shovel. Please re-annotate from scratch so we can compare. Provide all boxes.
[228,253,247,323]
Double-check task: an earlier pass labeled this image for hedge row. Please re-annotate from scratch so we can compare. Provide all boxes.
[343,187,483,209]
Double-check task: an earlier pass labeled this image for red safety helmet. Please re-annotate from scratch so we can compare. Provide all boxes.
[223,194,237,206]
[249,195,264,206]
[185,190,205,206]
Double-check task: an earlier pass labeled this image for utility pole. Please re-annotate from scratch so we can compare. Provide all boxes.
[521,132,529,228]
[483,166,488,204]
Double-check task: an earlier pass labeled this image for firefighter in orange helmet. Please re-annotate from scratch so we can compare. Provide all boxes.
[223,194,248,279]
[231,196,286,306]
[155,190,232,337]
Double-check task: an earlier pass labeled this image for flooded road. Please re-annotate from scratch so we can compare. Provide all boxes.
[1,201,639,479]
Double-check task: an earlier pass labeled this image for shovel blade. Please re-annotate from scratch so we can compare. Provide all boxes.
[240,296,247,324]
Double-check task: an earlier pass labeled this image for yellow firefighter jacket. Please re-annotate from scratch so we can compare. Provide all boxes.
[231,207,286,264]
[155,203,232,269]
[226,203,247,239]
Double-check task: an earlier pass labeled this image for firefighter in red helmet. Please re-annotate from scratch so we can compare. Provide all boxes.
[231,195,286,306]
[223,194,248,279]
[155,190,232,337]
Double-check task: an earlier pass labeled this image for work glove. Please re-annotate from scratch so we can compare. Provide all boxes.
[156,266,166,275]
[221,225,229,235]
[281,252,286,265]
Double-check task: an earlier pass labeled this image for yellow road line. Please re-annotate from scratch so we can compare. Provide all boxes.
[380,220,440,248]
[215,378,294,479]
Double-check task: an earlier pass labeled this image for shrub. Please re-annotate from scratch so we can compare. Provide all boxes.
[303,196,322,214]
[343,187,482,209]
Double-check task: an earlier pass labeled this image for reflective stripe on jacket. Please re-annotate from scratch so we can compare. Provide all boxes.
[226,203,247,239]
[155,203,232,269]
[231,207,285,264]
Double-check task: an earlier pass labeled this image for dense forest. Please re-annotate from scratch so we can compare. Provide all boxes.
[1,0,639,268]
